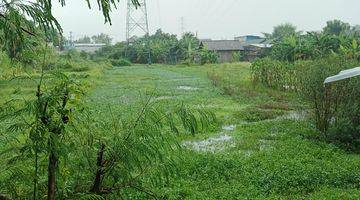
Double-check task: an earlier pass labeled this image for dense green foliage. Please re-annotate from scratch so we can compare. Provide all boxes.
[199,46,218,65]
[0,0,139,60]
[252,20,360,152]
[268,21,360,62]
[323,19,351,36]
[110,58,132,67]
[0,52,217,199]
[92,30,219,65]
[263,23,300,41]
[1,0,360,198]
[297,57,360,151]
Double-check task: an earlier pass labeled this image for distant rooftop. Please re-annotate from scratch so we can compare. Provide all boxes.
[200,40,244,51]
[235,35,263,42]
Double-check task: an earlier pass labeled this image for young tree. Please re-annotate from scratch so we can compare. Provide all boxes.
[75,35,92,44]
[323,19,351,36]
[91,33,112,45]
[264,23,300,41]
[1,1,141,200]
[179,32,199,64]
[0,0,140,57]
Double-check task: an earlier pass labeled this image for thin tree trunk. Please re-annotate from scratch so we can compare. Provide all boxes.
[47,150,57,200]
[33,143,38,200]
[90,144,106,194]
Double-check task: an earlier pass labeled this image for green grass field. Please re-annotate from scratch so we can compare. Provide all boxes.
[83,63,360,199]
[1,63,360,199]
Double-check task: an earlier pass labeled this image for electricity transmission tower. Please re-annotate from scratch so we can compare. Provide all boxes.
[126,0,151,64]
[180,17,185,35]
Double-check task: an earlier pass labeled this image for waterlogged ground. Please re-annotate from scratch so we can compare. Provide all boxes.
[86,64,360,199]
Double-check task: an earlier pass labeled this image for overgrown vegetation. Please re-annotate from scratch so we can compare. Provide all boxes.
[252,20,360,152]
[92,30,219,65]
[1,0,360,198]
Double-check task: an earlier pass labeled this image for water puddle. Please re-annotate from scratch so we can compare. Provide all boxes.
[119,95,130,104]
[182,134,235,153]
[152,96,173,102]
[276,111,308,121]
[163,77,198,82]
[177,86,199,91]
[222,124,236,131]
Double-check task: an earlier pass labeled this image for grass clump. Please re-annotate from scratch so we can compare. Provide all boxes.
[233,107,285,122]
[110,58,132,67]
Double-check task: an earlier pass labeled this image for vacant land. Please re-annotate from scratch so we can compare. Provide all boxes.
[1,63,360,199]
[85,63,360,199]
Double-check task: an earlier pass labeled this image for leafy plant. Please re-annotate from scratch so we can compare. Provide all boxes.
[199,47,218,65]
[232,51,244,62]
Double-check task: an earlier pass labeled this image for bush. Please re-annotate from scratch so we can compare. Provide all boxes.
[297,57,360,151]
[327,77,360,151]
[199,48,218,65]
[110,58,132,67]
[252,56,360,151]
[233,107,285,122]
[232,51,244,62]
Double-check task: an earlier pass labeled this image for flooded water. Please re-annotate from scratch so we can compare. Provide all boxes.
[177,86,199,91]
[152,96,173,102]
[276,111,308,121]
[222,124,236,131]
[183,134,235,153]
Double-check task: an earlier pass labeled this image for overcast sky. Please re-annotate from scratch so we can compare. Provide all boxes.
[52,0,360,42]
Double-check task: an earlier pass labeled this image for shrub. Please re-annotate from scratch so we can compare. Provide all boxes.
[233,107,285,122]
[252,56,360,151]
[327,77,360,151]
[199,48,218,65]
[110,58,132,67]
[232,51,244,62]
[297,56,360,151]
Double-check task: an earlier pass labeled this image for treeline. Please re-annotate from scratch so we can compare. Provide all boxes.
[252,20,360,151]
[266,20,360,62]
[92,29,218,65]
[75,33,112,45]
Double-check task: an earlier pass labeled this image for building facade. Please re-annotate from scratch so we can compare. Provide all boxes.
[199,40,244,63]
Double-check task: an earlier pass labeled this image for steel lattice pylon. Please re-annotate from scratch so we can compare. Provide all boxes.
[126,0,151,64]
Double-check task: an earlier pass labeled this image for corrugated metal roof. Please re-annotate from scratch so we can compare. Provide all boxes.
[324,67,360,84]
[241,38,270,45]
[201,40,244,51]
[248,44,272,48]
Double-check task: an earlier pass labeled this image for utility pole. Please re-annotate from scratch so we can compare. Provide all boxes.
[126,0,151,65]
[69,32,73,44]
[68,31,74,49]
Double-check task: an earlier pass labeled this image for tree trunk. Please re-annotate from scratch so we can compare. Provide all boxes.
[90,144,106,194]
[47,150,57,200]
